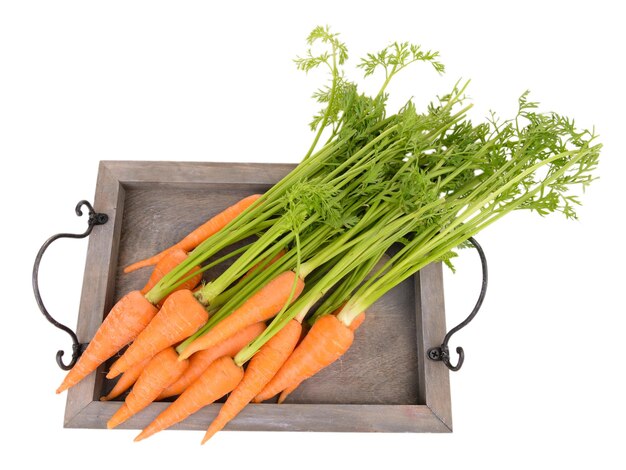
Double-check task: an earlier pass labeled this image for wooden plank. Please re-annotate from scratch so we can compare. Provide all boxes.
[64,160,452,432]
[415,262,452,431]
[64,162,126,423]
[66,401,451,433]
[100,160,295,189]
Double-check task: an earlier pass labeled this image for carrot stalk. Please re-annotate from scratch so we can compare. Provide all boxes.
[253,314,354,403]
[201,319,302,443]
[157,322,265,400]
[346,311,366,332]
[134,356,244,442]
[106,289,208,379]
[124,194,262,273]
[177,271,304,360]
[56,291,158,394]
[140,247,202,299]
[238,250,285,283]
[163,243,255,301]
[107,347,189,429]
[100,356,151,402]
[203,245,288,317]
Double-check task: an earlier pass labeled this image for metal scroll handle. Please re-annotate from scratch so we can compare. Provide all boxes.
[32,200,108,370]
[427,236,487,372]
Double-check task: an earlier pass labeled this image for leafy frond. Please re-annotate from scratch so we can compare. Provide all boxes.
[437,250,459,273]
[294,25,348,74]
[358,41,445,79]
[282,180,342,231]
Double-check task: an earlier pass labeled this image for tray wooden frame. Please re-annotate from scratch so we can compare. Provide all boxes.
[63,161,452,433]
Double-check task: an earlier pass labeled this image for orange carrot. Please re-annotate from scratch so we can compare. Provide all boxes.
[201,319,302,444]
[276,382,299,404]
[140,247,202,299]
[178,271,304,360]
[124,194,262,273]
[107,347,189,429]
[134,356,244,442]
[253,314,354,403]
[56,291,158,394]
[100,356,151,402]
[157,322,266,400]
[276,312,366,404]
[106,289,208,379]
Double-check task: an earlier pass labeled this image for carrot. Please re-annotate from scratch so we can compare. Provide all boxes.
[177,271,304,360]
[100,356,151,402]
[107,347,189,429]
[201,318,301,443]
[56,291,158,394]
[276,311,366,404]
[253,314,354,403]
[157,322,266,400]
[106,289,208,379]
[276,382,299,405]
[140,247,202,299]
[124,194,262,273]
[134,356,243,442]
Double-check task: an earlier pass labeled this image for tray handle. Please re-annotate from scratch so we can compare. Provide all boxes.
[32,200,108,370]
[427,236,488,372]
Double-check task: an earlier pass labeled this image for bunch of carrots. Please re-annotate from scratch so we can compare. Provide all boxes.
[55,26,600,443]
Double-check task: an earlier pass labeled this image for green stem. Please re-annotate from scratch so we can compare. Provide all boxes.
[146,136,353,304]
[175,223,338,355]
[339,146,597,320]
[159,242,253,299]
[303,43,340,160]
[309,247,386,325]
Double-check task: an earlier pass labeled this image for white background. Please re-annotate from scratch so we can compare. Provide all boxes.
[1,1,624,468]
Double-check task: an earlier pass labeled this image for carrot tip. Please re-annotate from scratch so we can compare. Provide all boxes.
[123,263,147,274]
[277,390,290,404]
[107,416,125,429]
[56,380,71,394]
[123,258,158,273]
[107,416,122,429]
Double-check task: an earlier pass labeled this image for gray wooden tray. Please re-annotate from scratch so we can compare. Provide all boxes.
[63,160,452,432]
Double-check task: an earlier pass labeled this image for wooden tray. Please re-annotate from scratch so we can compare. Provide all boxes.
[64,161,452,432]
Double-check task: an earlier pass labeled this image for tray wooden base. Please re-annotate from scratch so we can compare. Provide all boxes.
[63,161,452,433]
